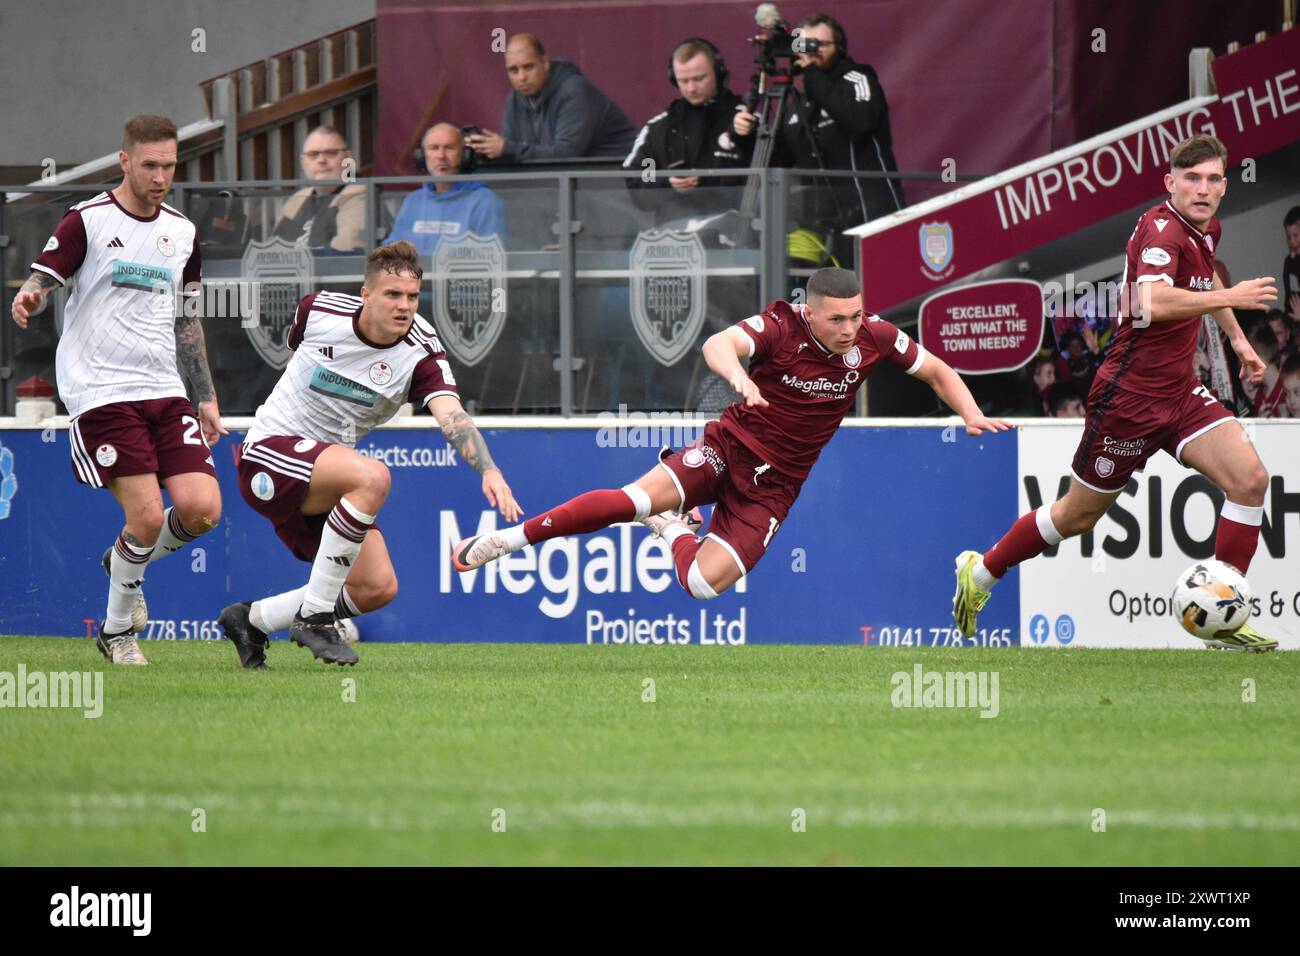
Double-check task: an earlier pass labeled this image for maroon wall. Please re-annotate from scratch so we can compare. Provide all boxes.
[376,0,1285,180]
[375,0,1054,181]
[1053,0,1281,148]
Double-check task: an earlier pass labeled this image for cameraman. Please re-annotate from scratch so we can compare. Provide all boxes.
[622,38,753,224]
[735,12,905,234]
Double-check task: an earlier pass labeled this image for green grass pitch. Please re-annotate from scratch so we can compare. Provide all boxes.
[1,636,1297,865]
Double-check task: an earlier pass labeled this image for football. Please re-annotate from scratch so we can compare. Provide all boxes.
[1173,560,1252,642]
[337,619,362,645]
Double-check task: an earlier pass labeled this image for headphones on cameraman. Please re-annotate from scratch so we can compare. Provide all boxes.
[412,123,478,175]
[667,37,729,89]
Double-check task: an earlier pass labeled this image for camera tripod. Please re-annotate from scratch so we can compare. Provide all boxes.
[738,66,854,266]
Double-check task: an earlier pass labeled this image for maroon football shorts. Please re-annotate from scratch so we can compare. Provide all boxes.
[658,420,804,575]
[236,435,336,562]
[1071,378,1236,493]
[69,396,217,488]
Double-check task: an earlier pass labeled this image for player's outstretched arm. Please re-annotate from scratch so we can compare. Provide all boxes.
[1141,276,1275,323]
[10,271,60,329]
[428,394,522,522]
[1209,273,1266,385]
[912,352,1014,434]
[174,312,228,445]
[703,326,768,407]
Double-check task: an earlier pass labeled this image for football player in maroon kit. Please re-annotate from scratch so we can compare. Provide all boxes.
[453,267,1011,599]
[954,135,1280,651]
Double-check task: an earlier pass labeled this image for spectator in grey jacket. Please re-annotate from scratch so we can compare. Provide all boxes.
[466,33,637,162]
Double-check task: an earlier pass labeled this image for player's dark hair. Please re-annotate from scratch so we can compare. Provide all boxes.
[1248,321,1278,360]
[122,115,177,151]
[1030,353,1056,375]
[798,12,848,57]
[1285,206,1300,229]
[1280,351,1300,380]
[1048,383,1083,415]
[1169,134,1227,171]
[806,267,860,301]
[509,33,546,57]
[364,241,423,286]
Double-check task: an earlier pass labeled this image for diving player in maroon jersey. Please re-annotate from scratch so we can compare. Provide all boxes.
[453,267,1011,600]
[953,135,1280,651]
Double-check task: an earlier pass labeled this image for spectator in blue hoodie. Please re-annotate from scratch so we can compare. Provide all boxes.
[466,33,637,162]
[386,123,506,253]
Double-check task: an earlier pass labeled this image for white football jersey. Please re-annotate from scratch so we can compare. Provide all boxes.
[32,191,201,418]
[244,290,459,447]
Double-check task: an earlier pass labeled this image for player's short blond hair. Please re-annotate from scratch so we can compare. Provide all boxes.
[364,241,423,286]
[122,115,178,152]
[1170,134,1227,172]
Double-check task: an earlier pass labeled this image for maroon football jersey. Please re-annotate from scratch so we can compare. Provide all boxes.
[1095,199,1221,398]
[719,300,924,479]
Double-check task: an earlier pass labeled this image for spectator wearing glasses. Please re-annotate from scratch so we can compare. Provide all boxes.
[272,126,367,252]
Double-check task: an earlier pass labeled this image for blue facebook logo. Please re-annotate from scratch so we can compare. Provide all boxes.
[0,441,16,521]
[1029,614,1049,645]
[1055,614,1076,645]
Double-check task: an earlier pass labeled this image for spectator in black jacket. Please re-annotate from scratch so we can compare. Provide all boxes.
[735,12,905,235]
[622,38,753,225]
[467,33,637,163]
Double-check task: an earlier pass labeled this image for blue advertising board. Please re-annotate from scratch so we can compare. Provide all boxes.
[0,423,1019,646]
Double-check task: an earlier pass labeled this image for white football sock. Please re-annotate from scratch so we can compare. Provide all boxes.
[299,498,374,617]
[106,532,152,633]
[148,506,199,564]
[498,524,530,551]
[972,559,997,592]
[250,586,308,634]
[334,587,361,620]
[660,523,695,547]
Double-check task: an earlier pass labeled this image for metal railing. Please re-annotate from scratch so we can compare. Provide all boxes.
[1,166,976,417]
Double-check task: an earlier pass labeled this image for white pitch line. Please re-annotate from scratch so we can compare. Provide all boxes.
[3,793,1299,833]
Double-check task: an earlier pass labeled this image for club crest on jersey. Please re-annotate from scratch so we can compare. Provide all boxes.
[156,235,175,257]
[431,233,507,368]
[919,222,954,280]
[1095,456,1115,478]
[369,362,394,386]
[240,238,315,370]
[683,448,705,468]
[250,471,275,501]
[293,439,317,453]
[629,229,707,367]
[843,345,862,368]
[95,444,117,468]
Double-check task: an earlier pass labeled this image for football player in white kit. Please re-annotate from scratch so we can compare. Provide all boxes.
[220,240,521,666]
[11,116,226,666]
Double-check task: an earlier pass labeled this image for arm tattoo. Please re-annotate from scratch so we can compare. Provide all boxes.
[174,314,216,403]
[437,408,498,475]
[19,271,60,313]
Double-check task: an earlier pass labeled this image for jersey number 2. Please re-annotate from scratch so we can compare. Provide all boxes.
[763,517,780,548]
[181,415,204,446]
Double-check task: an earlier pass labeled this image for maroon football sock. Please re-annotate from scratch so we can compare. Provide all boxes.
[523,489,636,544]
[982,506,1062,579]
[1214,501,1263,574]
[672,534,702,590]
